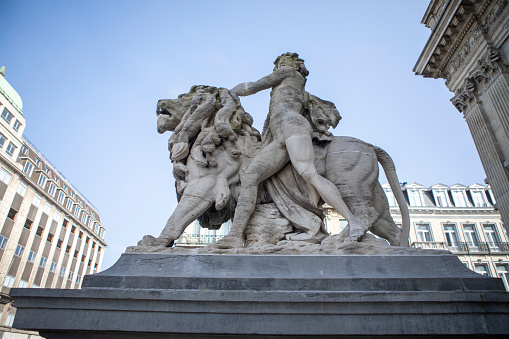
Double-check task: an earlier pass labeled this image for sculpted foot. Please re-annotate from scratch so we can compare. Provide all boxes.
[137,235,174,247]
[345,218,369,243]
[209,234,244,249]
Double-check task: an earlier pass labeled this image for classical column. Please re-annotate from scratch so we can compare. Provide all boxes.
[452,49,509,232]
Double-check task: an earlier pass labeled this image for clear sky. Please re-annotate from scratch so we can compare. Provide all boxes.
[1,0,486,269]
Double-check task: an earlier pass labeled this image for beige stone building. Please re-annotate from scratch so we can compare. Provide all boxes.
[0,68,107,334]
[414,0,509,235]
[325,182,508,290]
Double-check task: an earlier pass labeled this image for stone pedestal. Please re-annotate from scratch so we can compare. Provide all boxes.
[10,253,509,338]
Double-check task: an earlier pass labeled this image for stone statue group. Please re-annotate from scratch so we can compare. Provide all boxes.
[138,53,410,253]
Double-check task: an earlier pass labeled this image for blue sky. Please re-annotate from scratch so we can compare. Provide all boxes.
[1,0,485,269]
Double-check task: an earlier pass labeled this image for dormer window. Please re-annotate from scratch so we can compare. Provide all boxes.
[471,190,487,207]
[383,188,397,207]
[408,190,423,206]
[451,190,467,207]
[434,190,449,207]
[37,173,47,188]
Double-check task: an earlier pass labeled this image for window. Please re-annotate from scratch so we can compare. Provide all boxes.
[24,218,33,230]
[4,313,14,327]
[32,194,41,207]
[62,219,68,228]
[59,266,66,277]
[81,254,85,262]
[27,250,36,263]
[49,262,57,273]
[435,191,449,207]
[14,244,24,257]
[36,226,44,236]
[57,191,65,203]
[483,224,501,250]
[45,167,51,175]
[35,158,41,168]
[16,183,27,197]
[21,145,27,154]
[13,119,21,132]
[66,199,73,211]
[474,263,490,276]
[57,239,63,248]
[384,189,396,207]
[7,208,17,220]
[495,264,509,290]
[416,223,432,242]
[1,108,13,124]
[76,275,82,284]
[94,223,99,234]
[53,210,61,221]
[408,190,422,206]
[23,161,34,176]
[86,236,90,244]
[452,190,467,207]
[18,279,28,288]
[68,271,74,280]
[0,235,7,249]
[92,242,96,249]
[48,182,56,196]
[5,142,16,156]
[88,218,92,228]
[0,134,5,148]
[443,224,460,250]
[44,202,52,215]
[65,245,71,254]
[0,168,12,184]
[471,191,487,207]
[46,233,54,243]
[81,213,87,223]
[38,174,47,188]
[100,228,105,239]
[79,231,84,239]
[3,275,15,288]
[463,224,480,246]
[74,250,79,258]
[74,206,80,217]
[39,256,47,268]
[71,225,76,233]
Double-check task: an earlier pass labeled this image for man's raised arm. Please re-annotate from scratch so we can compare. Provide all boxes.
[230,68,288,96]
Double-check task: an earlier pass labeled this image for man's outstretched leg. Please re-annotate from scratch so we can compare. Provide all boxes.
[213,142,289,249]
[285,134,369,242]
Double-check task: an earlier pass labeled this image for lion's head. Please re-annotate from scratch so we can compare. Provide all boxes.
[156,85,215,134]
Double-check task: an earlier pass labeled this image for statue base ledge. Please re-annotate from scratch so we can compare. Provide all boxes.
[10,253,509,338]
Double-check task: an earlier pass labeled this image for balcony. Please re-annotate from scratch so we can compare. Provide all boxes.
[175,234,226,247]
[411,241,509,254]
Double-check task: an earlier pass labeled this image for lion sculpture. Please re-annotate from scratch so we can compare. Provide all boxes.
[138,85,410,250]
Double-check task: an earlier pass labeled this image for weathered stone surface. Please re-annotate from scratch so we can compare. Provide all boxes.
[139,52,411,251]
[10,253,509,337]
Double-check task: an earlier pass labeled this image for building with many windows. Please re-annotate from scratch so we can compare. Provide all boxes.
[0,68,107,333]
[326,182,508,289]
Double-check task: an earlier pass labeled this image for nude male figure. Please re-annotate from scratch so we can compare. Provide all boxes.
[216,52,367,248]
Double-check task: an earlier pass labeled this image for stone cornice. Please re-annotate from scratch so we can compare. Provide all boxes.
[415,0,508,82]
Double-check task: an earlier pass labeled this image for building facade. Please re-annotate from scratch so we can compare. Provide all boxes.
[326,182,508,289]
[414,0,509,235]
[0,68,107,332]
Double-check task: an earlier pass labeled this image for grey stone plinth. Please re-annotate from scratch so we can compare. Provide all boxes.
[10,253,509,338]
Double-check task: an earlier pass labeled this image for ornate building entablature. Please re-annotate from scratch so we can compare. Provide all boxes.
[450,47,508,114]
[415,0,508,88]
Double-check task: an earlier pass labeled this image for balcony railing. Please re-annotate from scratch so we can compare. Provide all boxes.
[411,241,509,254]
[175,234,226,246]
